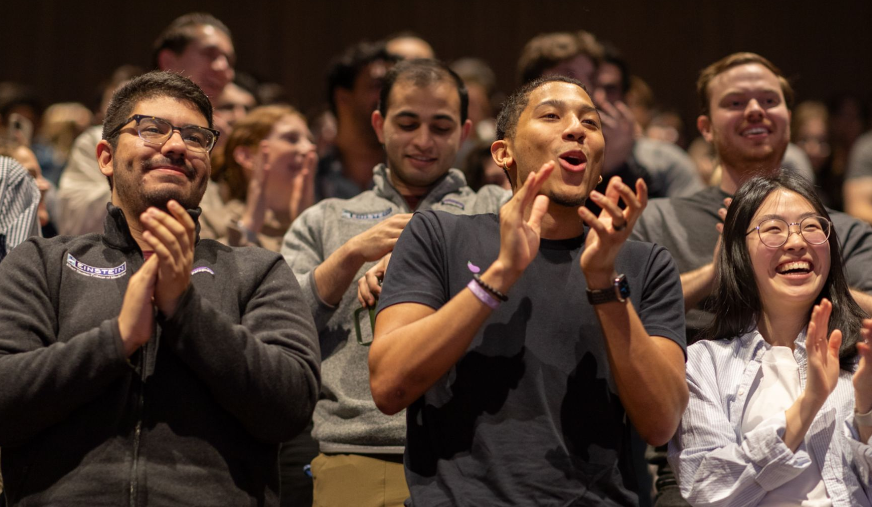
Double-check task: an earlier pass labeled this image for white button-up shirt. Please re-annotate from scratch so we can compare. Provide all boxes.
[668,328,872,506]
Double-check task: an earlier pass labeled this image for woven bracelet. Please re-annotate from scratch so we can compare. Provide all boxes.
[473,273,508,302]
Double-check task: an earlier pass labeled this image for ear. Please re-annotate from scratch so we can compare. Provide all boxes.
[157,49,177,72]
[97,140,114,179]
[697,115,713,143]
[372,110,386,144]
[490,139,512,169]
[459,119,472,145]
[233,144,254,170]
[490,139,516,188]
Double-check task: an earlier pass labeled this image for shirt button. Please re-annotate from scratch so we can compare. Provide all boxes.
[738,389,745,395]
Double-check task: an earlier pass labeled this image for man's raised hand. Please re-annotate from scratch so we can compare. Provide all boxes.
[494,161,553,277]
[140,200,196,318]
[578,176,647,280]
[118,254,159,356]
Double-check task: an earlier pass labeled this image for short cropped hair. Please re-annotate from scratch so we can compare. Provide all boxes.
[326,42,398,115]
[103,71,213,147]
[517,30,603,85]
[697,52,794,116]
[496,75,587,141]
[378,59,469,124]
[101,71,213,190]
[151,13,232,69]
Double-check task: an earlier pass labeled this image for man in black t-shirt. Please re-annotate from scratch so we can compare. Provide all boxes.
[368,76,688,506]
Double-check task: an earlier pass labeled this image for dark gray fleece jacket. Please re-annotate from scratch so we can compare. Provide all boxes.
[0,204,320,506]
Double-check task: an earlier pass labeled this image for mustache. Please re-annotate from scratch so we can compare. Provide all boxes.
[141,157,193,178]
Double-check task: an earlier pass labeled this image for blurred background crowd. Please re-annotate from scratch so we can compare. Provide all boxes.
[2,0,872,244]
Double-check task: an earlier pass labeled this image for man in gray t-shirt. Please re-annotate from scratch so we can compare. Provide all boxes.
[633,52,872,507]
[634,52,872,340]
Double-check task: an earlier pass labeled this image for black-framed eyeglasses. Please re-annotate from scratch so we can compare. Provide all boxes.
[746,216,831,248]
[107,114,220,153]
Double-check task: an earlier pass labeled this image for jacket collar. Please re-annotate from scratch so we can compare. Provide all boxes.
[371,163,468,211]
[102,203,202,252]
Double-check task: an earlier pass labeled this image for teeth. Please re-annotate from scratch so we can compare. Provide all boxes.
[777,261,811,273]
[744,128,767,136]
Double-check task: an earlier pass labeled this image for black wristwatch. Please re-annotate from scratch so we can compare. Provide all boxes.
[586,274,630,305]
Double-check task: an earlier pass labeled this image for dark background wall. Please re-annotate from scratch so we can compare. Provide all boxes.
[2,0,871,135]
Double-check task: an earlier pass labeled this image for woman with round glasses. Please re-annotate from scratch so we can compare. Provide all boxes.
[214,105,317,251]
[668,171,872,506]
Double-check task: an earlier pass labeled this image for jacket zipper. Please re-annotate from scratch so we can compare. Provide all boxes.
[128,307,154,507]
[129,347,145,507]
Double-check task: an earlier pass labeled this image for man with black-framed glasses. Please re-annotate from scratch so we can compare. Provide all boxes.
[57,12,236,240]
[0,70,320,506]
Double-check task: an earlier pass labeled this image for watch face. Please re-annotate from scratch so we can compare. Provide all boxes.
[616,275,630,301]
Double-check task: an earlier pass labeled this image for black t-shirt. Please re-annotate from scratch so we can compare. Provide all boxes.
[378,211,686,507]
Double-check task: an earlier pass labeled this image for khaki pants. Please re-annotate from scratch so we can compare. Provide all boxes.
[311,453,409,507]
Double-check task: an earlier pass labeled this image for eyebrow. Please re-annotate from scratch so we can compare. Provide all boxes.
[755,211,818,222]
[533,100,598,114]
[393,111,457,123]
[721,88,780,98]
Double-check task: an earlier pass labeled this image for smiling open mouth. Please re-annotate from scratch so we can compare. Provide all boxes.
[776,261,812,275]
[559,151,587,171]
[742,127,769,136]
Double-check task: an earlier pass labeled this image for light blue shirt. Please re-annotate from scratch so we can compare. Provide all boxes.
[668,328,872,506]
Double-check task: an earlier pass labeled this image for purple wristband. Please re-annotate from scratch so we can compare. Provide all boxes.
[467,279,500,309]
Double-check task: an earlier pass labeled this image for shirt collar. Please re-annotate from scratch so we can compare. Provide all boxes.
[101,202,202,252]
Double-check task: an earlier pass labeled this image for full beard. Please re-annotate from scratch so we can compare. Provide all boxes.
[144,185,202,212]
[115,161,205,217]
[116,181,202,218]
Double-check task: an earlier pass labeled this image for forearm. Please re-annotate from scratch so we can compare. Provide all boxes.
[844,417,872,488]
[160,274,320,443]
[593,297,688,445]
[370,262,517,415]
[0,243,131,444]
[0,320,129,445]
[313,241,366,306]
[681,263,715,312]
[782,393,824,451]
[673,398,810,504]
[240,185,268,233]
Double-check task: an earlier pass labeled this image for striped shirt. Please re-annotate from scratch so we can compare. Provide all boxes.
[668,328,872,506]
[0,156,41,263]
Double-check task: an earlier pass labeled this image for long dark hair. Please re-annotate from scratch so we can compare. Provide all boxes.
[701,171,864,370]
